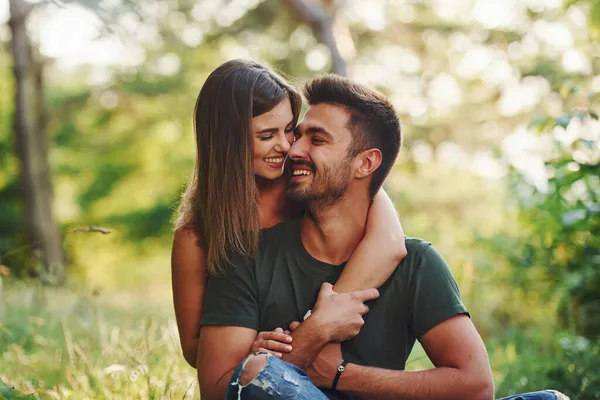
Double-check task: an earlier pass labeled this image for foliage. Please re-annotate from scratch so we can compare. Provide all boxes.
[1,0,600,396]
[0,280,198,399]
[490,330,600,399]
[480,84,599,339]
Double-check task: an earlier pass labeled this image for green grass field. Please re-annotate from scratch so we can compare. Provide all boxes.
[0,280,198,400]
[2,278,597,399]
[0,277,437,400]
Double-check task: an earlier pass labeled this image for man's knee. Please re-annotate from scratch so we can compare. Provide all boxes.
[239,353,269,386]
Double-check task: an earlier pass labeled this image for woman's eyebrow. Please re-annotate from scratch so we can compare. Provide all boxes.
[256,127,278,134]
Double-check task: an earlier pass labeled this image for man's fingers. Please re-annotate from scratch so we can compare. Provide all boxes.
[289,321,300,331]
[360,304,369,315]
[353,288,380,302]
[319,282,334,294]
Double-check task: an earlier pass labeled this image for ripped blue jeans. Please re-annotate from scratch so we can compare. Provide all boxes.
[226,352,563,400]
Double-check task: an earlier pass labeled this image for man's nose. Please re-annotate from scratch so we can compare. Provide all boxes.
[288,136,307,160]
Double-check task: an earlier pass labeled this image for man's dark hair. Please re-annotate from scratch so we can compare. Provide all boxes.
[303,74,402,198]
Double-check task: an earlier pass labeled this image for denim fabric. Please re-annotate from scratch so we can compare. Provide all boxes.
[498,390,560,400]
[226,352,328,400]
[227,353,560,400]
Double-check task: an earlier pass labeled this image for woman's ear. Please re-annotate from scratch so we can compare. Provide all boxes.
[354,148,382,179]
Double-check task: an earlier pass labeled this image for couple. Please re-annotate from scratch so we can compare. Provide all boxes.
[172,59,565,400]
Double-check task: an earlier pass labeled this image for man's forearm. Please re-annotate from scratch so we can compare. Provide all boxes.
[337,363,494,400]
[281,318,329,370]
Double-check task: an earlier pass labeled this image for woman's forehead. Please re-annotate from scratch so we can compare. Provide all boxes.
[252,97,294,129]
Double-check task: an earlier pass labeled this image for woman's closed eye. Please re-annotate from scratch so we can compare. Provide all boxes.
[259,135,273,141]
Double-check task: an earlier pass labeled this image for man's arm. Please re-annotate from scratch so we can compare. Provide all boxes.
[333,315,493,400]
[310,243,493,399]
[197,326,257,400]
[282,283,380,369]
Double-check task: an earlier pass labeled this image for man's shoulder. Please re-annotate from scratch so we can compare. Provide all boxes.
[404,237,433,260]
[396,237,451,279]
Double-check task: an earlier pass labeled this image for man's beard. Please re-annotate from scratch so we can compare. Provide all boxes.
[287,157,352,215]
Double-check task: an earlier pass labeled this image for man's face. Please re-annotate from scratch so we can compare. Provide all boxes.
[287,103,355,206]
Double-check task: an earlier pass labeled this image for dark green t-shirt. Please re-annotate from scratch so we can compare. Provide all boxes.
[202,219,468,375]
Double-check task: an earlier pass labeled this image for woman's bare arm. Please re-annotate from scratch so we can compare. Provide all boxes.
[171,228,207,368]
[334,189,407,293]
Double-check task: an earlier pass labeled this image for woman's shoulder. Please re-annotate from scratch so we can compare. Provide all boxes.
[172,226,205,254]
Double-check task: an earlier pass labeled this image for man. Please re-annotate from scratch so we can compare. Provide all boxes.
[197,75,566,400]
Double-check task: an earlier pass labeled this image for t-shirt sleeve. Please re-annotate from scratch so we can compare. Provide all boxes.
[408,244,469,339]
[200,256,260,331]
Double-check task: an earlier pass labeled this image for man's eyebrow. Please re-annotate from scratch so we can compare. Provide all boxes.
[304,126,332,137]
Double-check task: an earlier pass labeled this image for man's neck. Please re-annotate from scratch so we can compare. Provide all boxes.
[301,187,371,265]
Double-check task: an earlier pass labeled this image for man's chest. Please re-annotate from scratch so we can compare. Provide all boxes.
[255,259,415,370]
[256,258,337,331]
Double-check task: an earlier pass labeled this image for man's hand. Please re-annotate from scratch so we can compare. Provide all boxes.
[306,343,343,389]
[280,284,377,370]
[311,282,379,342]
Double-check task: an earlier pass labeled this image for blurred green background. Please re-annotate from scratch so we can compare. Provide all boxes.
[0,0,599,398]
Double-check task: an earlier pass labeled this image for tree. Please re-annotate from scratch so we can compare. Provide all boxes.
[284,0,349,76]
[8,0,65,284]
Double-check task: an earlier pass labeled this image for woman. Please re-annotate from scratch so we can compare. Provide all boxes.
[171,59,407,368]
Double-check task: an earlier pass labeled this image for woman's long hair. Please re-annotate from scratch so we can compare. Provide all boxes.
[175,59,302,275]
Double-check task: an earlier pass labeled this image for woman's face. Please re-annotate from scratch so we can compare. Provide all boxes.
[252,96,295,180]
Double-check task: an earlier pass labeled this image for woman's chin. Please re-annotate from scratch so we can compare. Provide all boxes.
[255,169,284,181]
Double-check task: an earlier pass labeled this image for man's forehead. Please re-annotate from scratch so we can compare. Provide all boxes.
[297,103,350,133]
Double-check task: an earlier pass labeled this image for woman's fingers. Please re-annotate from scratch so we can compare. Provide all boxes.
[262,339,292,353]
[255,348,283,358]
[261,330,292,343]
[252,329,293,358]
[289,321,300,331]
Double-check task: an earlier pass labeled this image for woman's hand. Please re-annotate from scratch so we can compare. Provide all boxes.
[251,327,293,358]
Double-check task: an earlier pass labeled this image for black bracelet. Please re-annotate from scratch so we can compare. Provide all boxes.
[331,360,348,391]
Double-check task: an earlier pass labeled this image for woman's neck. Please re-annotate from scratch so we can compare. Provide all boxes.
[256,176,288,229]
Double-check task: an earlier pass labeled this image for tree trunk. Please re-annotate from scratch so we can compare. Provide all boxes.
[8,0,65,285]
[284,0,348,76]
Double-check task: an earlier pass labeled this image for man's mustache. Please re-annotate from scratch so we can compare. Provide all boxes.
[290,160,316,171]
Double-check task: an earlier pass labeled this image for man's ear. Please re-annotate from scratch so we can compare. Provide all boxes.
[354,148,382,179]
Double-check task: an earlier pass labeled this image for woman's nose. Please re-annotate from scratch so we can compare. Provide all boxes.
[275,132,291,153]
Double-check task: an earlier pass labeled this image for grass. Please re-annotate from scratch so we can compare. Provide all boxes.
[0,279,198,399]
[1,278,597,399]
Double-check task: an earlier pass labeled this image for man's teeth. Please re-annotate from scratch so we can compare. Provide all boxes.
[265,157,283,163]
[292,170,312,176]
